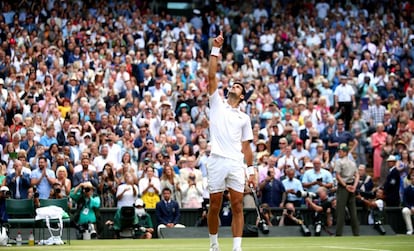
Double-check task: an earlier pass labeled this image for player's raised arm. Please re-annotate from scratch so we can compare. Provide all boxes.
[208,31,223,95]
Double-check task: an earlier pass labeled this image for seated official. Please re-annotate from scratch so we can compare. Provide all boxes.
[155,187,185,237]
[402,172,414,235]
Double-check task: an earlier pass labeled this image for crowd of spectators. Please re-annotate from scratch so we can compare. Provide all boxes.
[1,0,414,235]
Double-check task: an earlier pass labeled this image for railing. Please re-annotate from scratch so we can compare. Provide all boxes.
[96,207,406,238]
[7,207,406,239]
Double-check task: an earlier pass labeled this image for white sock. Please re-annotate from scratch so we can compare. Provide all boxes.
[233,237,242,249]
[209,234,218,246]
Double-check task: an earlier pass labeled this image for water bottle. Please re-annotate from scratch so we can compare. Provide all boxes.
[16,232,22,246]
[28,231,35,246]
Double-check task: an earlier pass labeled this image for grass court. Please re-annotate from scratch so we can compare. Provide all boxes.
[4,235,414,251]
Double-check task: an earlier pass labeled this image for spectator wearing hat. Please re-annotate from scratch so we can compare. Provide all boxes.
[0,185,11,222]
[254,139,269,164]
[383,155,401,207]
[190,9,203,30]
[64,74,81,103]
[291,139,310,169]
[133,198,155,239]
[334,143,360,236]
[70,181,101,237]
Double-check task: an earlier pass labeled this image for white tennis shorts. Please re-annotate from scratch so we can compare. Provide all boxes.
[206,154,245,193]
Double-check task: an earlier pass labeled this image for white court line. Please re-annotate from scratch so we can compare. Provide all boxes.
[321,246,391,251]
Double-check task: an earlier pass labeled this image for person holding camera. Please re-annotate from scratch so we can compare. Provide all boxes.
[258,203,278,227]
[70,181,101,239]
[181,172,204,209]
[278,202,304,226]
[49,182,65,199]
[334,143,360,236]
[356,165,374,207]
[133,198,154,239]
[305,187,334,236]
[302,158,333,194]
[356,187,386,235]
[259,167,286,208]
[282,168,304,207]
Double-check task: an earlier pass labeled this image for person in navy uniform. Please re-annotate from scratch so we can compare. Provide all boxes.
[402,172,414,235]
[155,187,185,237]
[383,155,401,207]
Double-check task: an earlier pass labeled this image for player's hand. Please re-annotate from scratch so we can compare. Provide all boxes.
[212,31,224,48]
[248,175,256,189]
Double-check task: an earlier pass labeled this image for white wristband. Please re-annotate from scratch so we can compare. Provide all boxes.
[247,166,255,176]
[211,46,221,57]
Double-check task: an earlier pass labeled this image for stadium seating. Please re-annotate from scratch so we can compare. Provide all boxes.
[6,199,36,234]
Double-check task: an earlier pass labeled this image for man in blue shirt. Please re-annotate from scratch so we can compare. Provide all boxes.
[302,158,333,193]
[30,156,56,199]
[282,168,304,207]
[39,126,58,148]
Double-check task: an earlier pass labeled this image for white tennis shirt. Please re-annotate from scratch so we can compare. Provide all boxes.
[209,90,253,162]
